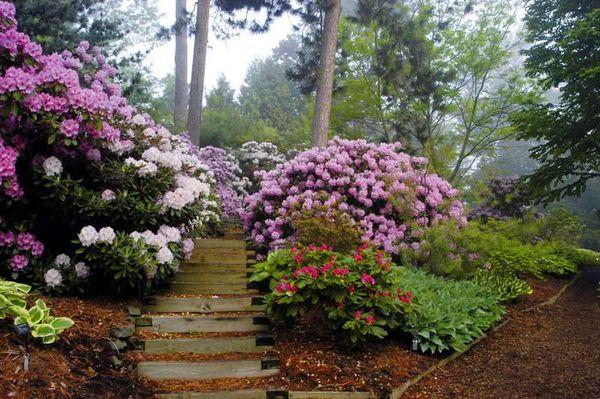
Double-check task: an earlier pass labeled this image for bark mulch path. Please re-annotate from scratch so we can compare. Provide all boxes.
[402,267,600,399]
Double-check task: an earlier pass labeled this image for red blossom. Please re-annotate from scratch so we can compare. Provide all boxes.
[361,272,376,286]
[365,315,376,325]
[354,310,362,321]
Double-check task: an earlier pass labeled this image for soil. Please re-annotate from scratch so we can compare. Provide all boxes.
[0,295,155,399]
[402,267,600,399]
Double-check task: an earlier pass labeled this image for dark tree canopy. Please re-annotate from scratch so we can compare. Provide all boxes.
[512,0,600,202]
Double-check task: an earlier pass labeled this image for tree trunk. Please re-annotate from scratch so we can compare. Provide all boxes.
[311,0,341,148]
[187,0,210,145]
[173,0,188,132]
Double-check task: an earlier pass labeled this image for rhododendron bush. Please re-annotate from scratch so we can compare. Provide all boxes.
[195,145,250,220]
[243,138,467,254]
[250,243,413,343]
[0,2,219,293]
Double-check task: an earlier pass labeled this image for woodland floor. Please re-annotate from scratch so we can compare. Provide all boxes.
[403,267,600,399]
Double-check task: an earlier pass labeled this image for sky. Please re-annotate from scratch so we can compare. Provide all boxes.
[144,1,298,94]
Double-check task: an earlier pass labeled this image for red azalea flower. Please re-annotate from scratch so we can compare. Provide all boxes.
[354,251,364,262]
[332,267,350,276]
[354,310,362,321]
[365,315,376,325]
[322,260,334,272]
[348,284,356,294]
[361,272,376,286]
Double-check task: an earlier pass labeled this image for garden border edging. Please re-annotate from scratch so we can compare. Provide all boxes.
[388,271,582,399]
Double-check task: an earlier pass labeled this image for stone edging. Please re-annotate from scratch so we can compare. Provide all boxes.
[388,271,582,399]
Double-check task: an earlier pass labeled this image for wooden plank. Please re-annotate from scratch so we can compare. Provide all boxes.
[188,254,247,265]
[157,391,266,399]
[172,272,247,283]
[181,263,248,272]
[144,336,270,354]
[169,282,257,295]
[194,239,246,249]
[138,315,269,333]
[137,360,278,380]
[289,392,375,399]
[143,296,263,313]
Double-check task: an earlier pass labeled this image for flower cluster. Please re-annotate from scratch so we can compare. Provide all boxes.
[0,230,44,272]
[235,141,286,188]
[251,243,412,343]
[0,2,218,293]
[243,138,467,254]
[195,146,250,220]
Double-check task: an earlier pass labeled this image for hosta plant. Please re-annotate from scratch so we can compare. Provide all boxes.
[470,269,533,302]
[0,280,73,344]
[396,267,505,353]
[251,243,413,343]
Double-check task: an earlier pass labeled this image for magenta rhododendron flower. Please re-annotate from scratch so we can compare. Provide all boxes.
[361,272,376,286]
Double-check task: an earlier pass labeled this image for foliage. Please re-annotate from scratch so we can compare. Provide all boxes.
[242,138,466,254]
[539,206,584,246]
[568,248,600,268]
[470,269,532,302]
[0,3,219,294]
[511,1,600,202]
[291,206,363,254]
[250,244,413,344]
[396,267,504,354]
[0,280,73,344]
[470,176,534,220]
[404,220,579,279]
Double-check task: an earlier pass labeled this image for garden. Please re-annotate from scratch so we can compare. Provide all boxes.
[1,1,599,398]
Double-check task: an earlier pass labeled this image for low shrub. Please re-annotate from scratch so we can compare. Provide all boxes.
[250,244,413,343]
[396,267,505,353]
[570,248,600,267]
[291,205,362,254]
[0,280,73,344]
[404,221,579,279]
[470,269,533,302]
[235,141,286,189]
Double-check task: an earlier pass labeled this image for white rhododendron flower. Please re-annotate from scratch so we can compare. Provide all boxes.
[101,189,116,201]
[78,226,99,247]
[158,225,181,243]
[44,268,63,287]
[54,253,70,267]
[75,262,90,278]
[156,247,174,264]
[43,156,63,176]
[98,227,116,244]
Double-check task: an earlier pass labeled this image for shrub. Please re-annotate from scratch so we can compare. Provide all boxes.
[291,205,362,254]
[243,138,466,254]
[470,269,533,302]
[396,267,504,353]
[0,3,219,293]
[470,176,533,220]
[250,244,413,344]
[405,221,578,279]
[194,145,250,220]
[0,280,74,344]
[539,206,583,245]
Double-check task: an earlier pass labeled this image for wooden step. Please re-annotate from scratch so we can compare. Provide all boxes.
[143,335,272,354]
[137,359,279,380]
[194,239,246,250]
[157,391,266,399]
[180,263,249,272]
[172,271,247,283]
[169,282,257,295]
[187,254,247,265]
[136,314,269,333]
[143,296,263,313]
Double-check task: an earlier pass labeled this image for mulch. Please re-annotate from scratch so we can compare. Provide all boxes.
[0,295,156,399]
[402,268,600,399]
[146,276,575,397]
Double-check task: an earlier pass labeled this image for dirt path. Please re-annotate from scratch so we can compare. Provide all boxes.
[403,267,600,399]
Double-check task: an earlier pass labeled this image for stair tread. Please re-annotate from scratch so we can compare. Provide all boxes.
[137,359,279,380]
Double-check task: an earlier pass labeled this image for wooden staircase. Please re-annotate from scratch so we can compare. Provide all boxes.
[133,231,279,398]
